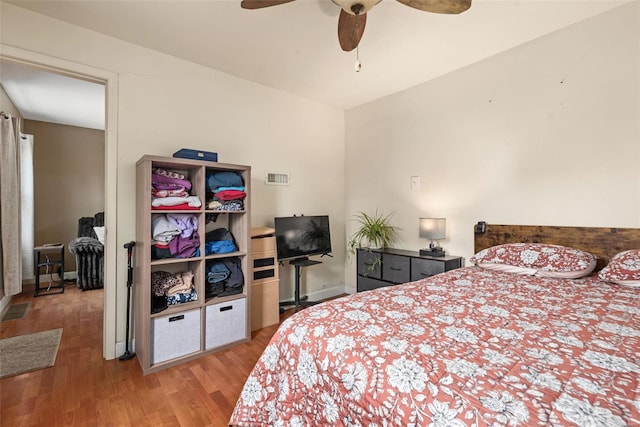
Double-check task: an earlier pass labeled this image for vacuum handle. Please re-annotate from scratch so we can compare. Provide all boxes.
[124,241,135,287]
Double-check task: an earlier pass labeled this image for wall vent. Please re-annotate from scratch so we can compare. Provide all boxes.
[265,171,290,186]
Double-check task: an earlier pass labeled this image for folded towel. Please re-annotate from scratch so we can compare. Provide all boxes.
[152,196,201,208]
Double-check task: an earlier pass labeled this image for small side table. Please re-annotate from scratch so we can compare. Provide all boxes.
[34,244,65,297]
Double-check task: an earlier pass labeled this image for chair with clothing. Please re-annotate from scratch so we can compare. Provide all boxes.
[69,212,104,290]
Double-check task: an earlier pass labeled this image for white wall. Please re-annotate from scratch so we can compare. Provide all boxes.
[1,3,346,353]
[345,2,640,292]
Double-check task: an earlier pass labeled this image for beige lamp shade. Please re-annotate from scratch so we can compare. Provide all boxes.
[419,218,446,240]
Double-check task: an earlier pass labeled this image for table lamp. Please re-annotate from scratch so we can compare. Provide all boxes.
[419,218,446,257]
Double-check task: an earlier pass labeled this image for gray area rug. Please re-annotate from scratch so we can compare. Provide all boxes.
[1,302,31,322]
[0,329,62,379]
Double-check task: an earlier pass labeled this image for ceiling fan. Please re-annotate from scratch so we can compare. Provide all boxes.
[240,0,472,52]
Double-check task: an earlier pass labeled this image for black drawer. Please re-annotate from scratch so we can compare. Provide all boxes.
[411,258,444,281]
[356,248,463,292]
[253,257,275,268]
[357,275,392,292]
[357,250,382,280]
[382,254,410,284]
[253,269,275,280]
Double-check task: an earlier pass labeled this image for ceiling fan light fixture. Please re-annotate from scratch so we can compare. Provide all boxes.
[332,0,381,15]
[242,0,472,54]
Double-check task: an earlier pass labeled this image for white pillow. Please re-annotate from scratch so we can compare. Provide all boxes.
[93,226,105,245]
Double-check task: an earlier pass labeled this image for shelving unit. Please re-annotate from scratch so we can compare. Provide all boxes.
[135,155,251,375]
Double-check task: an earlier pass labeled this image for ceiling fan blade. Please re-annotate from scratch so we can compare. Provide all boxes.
[241,0,296,10]
[338,9,367,52]
[396,0,471,14]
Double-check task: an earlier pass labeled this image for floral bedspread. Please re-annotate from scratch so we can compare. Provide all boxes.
[230,267,640,426]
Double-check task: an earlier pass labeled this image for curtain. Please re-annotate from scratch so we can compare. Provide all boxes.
[20,134,34,281]
[0,112,23,297]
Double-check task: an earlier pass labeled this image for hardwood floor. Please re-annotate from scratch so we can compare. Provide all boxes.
[0,283,290,426]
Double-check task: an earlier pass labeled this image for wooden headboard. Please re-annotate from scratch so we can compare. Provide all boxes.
[474,223,640,271]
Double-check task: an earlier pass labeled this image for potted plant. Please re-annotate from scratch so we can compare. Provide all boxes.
[347,210,399,256]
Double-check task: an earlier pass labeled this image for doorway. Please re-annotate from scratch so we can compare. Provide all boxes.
[1,44,119,359]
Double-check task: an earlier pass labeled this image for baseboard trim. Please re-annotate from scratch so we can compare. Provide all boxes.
[344,284,357,295]
[280,284,346,305]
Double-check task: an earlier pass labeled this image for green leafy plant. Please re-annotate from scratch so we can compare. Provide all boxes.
[347,210,399,256]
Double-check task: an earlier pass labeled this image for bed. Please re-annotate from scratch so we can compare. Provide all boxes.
[230,224,640,426]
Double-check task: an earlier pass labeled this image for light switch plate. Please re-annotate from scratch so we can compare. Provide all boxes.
[411,176,420,191]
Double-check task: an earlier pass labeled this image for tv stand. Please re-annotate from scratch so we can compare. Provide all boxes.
[279,257,322,312]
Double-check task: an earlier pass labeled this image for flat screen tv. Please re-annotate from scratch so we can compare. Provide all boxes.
[274,215,332,261]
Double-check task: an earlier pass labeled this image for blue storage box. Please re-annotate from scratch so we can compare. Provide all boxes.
[173,148,218,162]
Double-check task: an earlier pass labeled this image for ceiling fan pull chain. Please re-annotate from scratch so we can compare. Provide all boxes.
[354,7,362,72]
[355,46,362,72]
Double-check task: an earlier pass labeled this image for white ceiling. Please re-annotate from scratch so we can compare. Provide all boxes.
[0,0,629,130]
[0,60,105,130]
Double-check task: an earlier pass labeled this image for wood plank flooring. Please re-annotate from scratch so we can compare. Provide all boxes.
[0,283,294,426]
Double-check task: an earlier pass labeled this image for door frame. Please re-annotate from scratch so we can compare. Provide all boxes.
[1,44,119,359]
